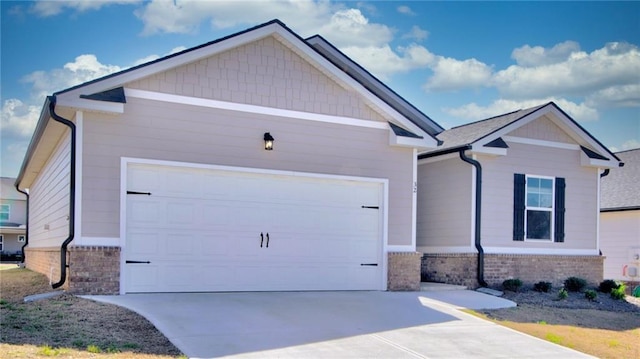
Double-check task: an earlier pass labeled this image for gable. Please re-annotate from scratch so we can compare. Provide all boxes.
[506,115,576,144]
[127,36,387,123]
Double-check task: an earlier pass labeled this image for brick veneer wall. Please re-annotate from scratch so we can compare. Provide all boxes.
[25,247,65,289]
[422,253,604,288]
[388,252,421,291]
[24,246,120,294]
[68,246,120,294]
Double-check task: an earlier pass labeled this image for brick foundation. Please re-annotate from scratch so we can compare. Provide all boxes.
[25,246,120,294]
[25,247,66,289]
[422,253,604,288]
[68,246,120,294]
[387,252,421,291]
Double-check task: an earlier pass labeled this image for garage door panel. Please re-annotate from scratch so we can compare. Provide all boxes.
[125,163,383,293]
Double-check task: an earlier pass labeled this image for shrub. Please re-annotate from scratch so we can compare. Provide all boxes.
[585,289,597,301]
[533,281,552,293]
[598,279,619,293]
[502,278,523,292]
[558,288,569,300]
[564,277,587,292]
[611,283,627,300]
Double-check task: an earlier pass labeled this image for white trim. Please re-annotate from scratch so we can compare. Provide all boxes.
[55,22,434,145]
[121,156,390,293]
[503,136,579,150]
[417,246,476,254]
[483,247,599,255]
[411,148,417,251]
[78,237,121,247]
[580,151,617,168]
[386,245,417,253]
[596,170,602,253]
[126,88,389,131]
[56,97,124,114]
[74,112,83,244]
[469,144,507,156]
[470,155,477,248]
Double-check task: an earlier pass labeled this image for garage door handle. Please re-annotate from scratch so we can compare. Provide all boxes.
[127,191,152,195]
[266,233,269,248]
[360,263,378,266]
[260,232,264,247]
[126,260,151,264]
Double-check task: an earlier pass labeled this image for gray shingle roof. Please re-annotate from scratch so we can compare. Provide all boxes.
[423,104,546,154]
[601,148,640,210]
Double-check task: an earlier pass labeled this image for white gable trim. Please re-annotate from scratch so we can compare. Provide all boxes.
[126,88,388,130]
[503,136,579,150]
[476,104,619,166]
[55,22,436,147]
[56,97,124,114]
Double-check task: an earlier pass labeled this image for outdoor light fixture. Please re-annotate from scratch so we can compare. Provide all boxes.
[263,132,274,151]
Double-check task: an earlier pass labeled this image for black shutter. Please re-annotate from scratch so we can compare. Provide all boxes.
[554,177,566,242]
[513,173,526,241]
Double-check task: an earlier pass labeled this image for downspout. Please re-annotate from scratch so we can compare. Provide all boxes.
[600,169,610,178]
[48,96,76,289]
[459,149,488,287]
[15,186,28,263]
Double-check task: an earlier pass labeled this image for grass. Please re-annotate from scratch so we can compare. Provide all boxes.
[470,310,640,358]
[0,266,185,359]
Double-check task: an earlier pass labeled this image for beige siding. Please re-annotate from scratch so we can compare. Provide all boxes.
[481,141,599,250]
[416,157,473,250]
[81,97,415,246]
[600,211,640,280]
[128,36,387,123]
[508,115,575,143]
[28,131,71,248]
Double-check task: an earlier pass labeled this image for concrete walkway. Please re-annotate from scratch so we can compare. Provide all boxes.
[85,290,593,358]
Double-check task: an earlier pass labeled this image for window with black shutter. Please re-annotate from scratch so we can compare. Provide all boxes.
[513,174,565,242]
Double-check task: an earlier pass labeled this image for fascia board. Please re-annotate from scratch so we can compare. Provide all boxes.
[469,144,507,156]
[389,130,434,150]
[580,151,617,168]
[56,96,124,114]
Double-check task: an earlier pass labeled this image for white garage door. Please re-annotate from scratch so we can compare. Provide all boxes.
[124,163,384,293]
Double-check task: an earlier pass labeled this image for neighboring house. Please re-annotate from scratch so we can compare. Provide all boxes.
[15,20,443,294]
[600,148,640,282]
[417,103,622,288]
[0,177,27,259]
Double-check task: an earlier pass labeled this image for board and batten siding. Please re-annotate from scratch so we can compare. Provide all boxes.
[127,36,387,124]
[81,97,415,246]
[600,211,640,280]
[28,131,71,248]
[480,141,598,250]
[417,157,473,250]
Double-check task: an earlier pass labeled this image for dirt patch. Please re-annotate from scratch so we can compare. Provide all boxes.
[476,289,640,359]
[0,267,183,357]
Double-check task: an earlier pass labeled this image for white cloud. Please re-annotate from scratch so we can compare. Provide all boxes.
[493,42,640,99]
[424,57,493,92]
[342,44,435,80]
[21,55,122,102]
[444,98,599,122]
[30,0,140,17]
[0,99,41,138]
[586,84,640,108]
[402,25,428,42]
[397,5,416,16]
[511,41,581,67]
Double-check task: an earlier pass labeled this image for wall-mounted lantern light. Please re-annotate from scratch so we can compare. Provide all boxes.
[264,132,274,151]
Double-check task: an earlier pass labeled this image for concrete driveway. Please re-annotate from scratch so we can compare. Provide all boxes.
[85,291,592,358]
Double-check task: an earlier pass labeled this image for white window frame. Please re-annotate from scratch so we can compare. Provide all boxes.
[524,175,555,242]
[0,204,9,221]
[18,235,26,243]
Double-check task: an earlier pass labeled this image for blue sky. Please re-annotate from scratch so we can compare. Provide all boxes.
[2,1,639,177]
